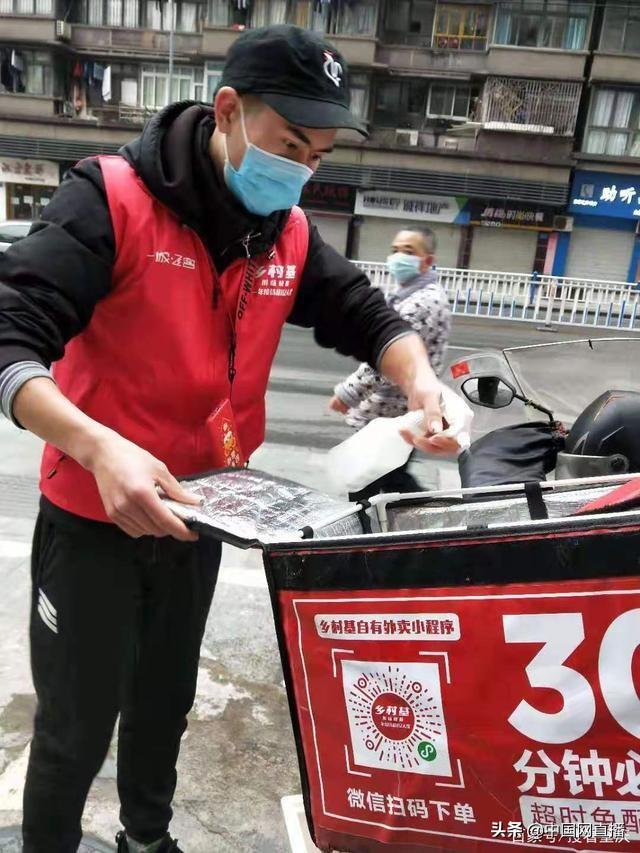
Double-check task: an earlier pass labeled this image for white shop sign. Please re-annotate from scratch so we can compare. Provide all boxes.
[355,190,468,224]
[0,157,59,187]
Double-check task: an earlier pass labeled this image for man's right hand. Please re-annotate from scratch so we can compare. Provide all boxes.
[12,377,201,541]
[87,432,201,541]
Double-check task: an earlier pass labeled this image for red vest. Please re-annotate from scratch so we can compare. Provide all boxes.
[40,155,308,522]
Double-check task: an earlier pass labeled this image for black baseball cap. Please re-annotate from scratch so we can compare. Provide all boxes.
[220,24,368,137]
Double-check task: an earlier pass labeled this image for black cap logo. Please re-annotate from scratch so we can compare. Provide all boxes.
[323,50,343,88]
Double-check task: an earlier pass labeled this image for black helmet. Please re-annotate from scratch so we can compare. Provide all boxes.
[564,390,640,473]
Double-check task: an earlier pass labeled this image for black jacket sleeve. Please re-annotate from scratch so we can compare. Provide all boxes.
[289,217,412,367]
[0,158,115,373]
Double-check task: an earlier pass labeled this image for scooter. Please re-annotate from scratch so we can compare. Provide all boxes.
[446,337,640,488]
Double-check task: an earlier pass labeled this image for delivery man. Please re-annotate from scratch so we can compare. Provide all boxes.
[0,25,458,853]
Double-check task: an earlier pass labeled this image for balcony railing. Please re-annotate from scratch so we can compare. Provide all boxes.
[70,23,202,56]
[481,77,582,136]
[88,103,158,125]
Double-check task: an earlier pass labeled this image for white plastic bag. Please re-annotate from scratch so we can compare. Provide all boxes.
[327,386,473,493]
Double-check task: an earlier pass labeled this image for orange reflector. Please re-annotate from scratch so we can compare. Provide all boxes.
[451,361,470,379]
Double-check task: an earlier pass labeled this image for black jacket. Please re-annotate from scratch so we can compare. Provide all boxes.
[0,102,409,375]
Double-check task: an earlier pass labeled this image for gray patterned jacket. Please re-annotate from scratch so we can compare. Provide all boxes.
[334,269,451,430]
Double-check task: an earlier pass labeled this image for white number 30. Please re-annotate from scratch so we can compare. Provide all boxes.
[503,609,640,744]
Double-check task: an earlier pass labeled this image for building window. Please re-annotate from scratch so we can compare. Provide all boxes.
[24,50,52,94]
[108,0,139,26]
[206,0,228,24]
[482,76,582,134]
[373,78,428,129]
[584,88,640,158]
[350,73,370,122]
[493,1,592,51]
[6,184,53,220]
[250,0,287,26]
[84,0,103,24]
[601,3,640,55]
[120,77,138,105]
[248,0,375,34]
[140,64,203,109]
[327,0,377,35]
[144,0,200,31]
[79,0,140,25]
[204,60,222,102]
[0,0,53,13]
[0,49,53,95]
[383,0,435,46]
[288,0,329,31]
[433,3,489,50]
[206,0,247,25]
[427,83,474,119]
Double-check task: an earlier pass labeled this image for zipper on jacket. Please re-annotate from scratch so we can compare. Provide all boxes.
[220,230,262,260]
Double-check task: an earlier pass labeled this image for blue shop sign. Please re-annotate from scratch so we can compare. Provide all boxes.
[569,170,640,219]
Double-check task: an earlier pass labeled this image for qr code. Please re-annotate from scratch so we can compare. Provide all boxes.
[342,659,452,777]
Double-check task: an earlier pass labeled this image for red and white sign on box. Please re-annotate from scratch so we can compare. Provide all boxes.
[279,577,640,852]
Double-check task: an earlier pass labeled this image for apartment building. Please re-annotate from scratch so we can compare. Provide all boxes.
[1,0,640,279]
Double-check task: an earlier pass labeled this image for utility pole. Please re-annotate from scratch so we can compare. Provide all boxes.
[168,0,175,105]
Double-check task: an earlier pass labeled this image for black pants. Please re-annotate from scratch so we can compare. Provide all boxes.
[348,452,421,503]
[22,500,221,853]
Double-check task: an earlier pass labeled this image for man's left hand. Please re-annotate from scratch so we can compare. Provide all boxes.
[329,395,349,414]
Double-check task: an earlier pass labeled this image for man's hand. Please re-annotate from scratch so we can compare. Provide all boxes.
[401,384,473,456]
[13,377,202,540]
[329,395,349,414]
[402,384,460,455]
[378,334,456,453]
[377,335,472,455]
[87,432,201,541]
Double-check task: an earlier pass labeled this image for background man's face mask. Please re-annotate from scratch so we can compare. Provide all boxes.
[386,252,422,284]
[223,102,313,217]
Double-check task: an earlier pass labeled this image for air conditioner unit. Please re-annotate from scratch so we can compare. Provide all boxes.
[55,20,72,41]
[553,215,574,232]
[440,137,459,151]
[395,129,419,147]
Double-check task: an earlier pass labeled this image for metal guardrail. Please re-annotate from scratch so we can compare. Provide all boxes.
[355,262,640,332]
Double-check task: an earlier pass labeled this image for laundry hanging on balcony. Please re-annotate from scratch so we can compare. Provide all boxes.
[102,66,112,103]
[0,48,25,94]
[10,50,24,73]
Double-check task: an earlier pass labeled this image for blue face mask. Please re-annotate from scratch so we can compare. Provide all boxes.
[387,252,422,284]
[223,102,313,217]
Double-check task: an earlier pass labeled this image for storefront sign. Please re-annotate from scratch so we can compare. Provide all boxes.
[279,575,640,851]
[0,157,59,187]
[469,200,555,230]
[569,170,640,220]
[301,181,355,214]
[355,190,469,224]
